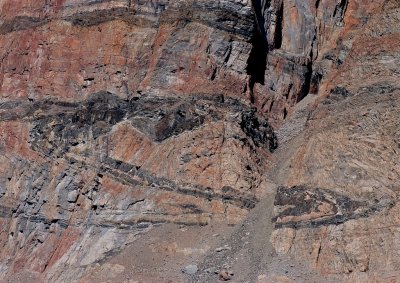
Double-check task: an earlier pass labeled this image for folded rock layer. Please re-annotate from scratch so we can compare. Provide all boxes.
[0,0,399,282]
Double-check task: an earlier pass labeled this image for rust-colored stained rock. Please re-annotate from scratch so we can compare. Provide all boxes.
[1,0,400,282]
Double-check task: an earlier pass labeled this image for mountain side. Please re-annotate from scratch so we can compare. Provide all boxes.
[0,0,399,282]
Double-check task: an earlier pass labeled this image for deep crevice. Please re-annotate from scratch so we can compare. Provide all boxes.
[333,0,349,23]
[246,27,267,93]
[246,0,269,98]
[298,60,313,102]
[274,1,284,49]
[297,33,318,102]
[315,0,321,9]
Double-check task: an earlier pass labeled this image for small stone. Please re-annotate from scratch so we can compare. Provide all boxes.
[215,245,231,252]
[218,269,233,281]
[182,264,198,275]
[67,190,79,203]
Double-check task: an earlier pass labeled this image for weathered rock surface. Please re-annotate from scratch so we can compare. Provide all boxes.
[268,2,400,281]
[0,0,400,282]
[0,1,272,281]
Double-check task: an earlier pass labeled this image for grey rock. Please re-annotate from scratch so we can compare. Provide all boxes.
[67,190,79,203]
[182,264,199,275]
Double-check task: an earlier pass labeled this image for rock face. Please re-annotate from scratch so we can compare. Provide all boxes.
[268,2,400,281]
[0,0,400,282]
[0,1,272,281]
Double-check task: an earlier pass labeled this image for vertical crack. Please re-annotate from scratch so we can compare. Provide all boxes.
[246,0,269,102]
[315,0,321,9]
[246,27,267,95]
[333,0,349,24]
[274,1,284,49]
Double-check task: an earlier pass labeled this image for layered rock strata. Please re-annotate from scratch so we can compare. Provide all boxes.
[0,0,399,282]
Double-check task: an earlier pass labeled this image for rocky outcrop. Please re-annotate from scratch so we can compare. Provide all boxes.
[269,2,400,281]
[1,0,400,282]
[0,90,278,281]
[273,185,395,229]
[0,1,269,281]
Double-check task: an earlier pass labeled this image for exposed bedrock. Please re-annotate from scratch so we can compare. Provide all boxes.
[269,2,400,280]
[0,0,379,122]
[0,0,399,282]
[271,86,400,282]
[0,90,276,281]
[194,1,400,282]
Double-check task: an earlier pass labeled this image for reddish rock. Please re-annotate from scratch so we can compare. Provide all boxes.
[0,0,399,282]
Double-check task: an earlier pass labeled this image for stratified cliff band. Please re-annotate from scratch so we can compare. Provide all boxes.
[0,0,400,282]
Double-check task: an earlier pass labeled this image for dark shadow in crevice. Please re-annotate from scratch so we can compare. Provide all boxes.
[315,0,321,9]
[274,1,284,49]
[297,60,313,103]
[333,0,349,23]
[246,0,269,102]
[246,26,267,93]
